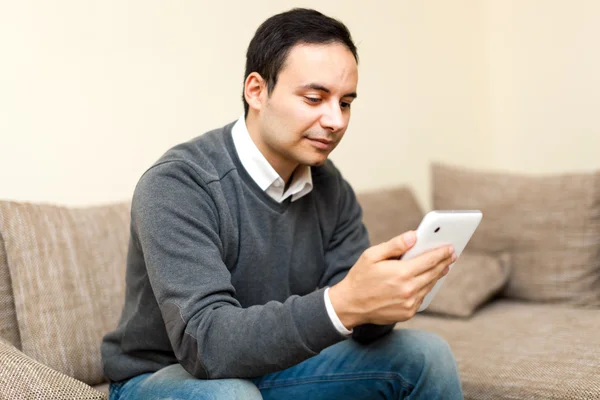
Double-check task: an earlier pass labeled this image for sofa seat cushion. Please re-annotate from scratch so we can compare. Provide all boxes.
[93,382,110,395]
[398,300,600,399]
[0,201,130,386]
[0,338,106,400]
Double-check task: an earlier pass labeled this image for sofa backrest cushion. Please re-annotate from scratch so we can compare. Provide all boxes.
[0,201,130,386]
[432,163,600,307]
[0,229,21,349]
[357,186,424,246]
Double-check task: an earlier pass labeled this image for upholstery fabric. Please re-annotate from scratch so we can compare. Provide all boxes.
[0,201,130,386]
[357,186,424,245]
[400,300,600,399]
[426,251,510,317]
[432,163,600,306]
[92,383,109,395]
[0,225,21,348]
[0,337,106,400]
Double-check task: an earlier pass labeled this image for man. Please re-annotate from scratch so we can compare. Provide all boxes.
[102,8,463,400]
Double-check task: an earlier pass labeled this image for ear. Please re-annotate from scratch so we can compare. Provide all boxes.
[244,72,267,113]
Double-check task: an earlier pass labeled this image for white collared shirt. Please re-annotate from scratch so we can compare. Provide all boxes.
[231,117,313,202]
[231,117,353,336]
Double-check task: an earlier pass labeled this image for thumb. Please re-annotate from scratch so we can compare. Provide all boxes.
[372,230,417,261]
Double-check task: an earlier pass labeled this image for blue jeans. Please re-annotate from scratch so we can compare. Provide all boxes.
[109,329,463,399]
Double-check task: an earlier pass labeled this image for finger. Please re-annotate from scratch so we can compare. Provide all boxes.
[365,231,417,262]
[405,245,455,276]
[441,265,450,276]
[412,255,456,292]
[417,278,438,302]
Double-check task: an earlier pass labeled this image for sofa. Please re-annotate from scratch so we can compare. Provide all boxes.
[1,163,599,399]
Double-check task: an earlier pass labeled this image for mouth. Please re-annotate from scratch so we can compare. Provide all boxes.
[306,137,334,150]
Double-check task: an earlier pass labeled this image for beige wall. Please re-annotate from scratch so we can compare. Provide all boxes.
[481,0,600,174]
[1,1,599,209]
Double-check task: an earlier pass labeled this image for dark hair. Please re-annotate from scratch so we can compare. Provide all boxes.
[242,8,358,117]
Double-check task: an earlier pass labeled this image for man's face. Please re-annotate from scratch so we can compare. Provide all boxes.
[250,42,358,177]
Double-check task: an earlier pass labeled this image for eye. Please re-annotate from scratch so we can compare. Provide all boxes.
[304,97,321,104]
[340,101,351,109]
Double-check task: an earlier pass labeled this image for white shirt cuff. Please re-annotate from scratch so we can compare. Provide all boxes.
[324,287,353,336]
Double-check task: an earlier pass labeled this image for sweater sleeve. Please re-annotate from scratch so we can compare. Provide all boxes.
[133,161,346,379]
[318,170,395,344]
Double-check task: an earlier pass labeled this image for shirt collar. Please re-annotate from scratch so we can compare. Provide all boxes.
[231,117,313,202]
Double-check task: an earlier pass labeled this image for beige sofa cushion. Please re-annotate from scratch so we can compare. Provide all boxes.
[0,230,21,348]
[426,251,510,318]
[93,382,110,395]
[0,337,106,400]
[400,300,600,399]
[357,186,424,245]
[0,201,130,386]
[432,163,600,306]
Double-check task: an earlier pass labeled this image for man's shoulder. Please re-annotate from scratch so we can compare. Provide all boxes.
[144,121,237,186]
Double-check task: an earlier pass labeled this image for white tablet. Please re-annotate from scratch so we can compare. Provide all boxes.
[400,210,483,312]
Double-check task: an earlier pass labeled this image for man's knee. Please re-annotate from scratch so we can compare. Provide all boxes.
[133,364,263,400]
[208,379,263,400]
[387,329,463,398]
[414,330,456,370]
[386,329,459,374]
[166,377,263,400]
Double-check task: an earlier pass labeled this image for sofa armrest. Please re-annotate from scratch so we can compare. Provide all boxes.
[0,338,107,400]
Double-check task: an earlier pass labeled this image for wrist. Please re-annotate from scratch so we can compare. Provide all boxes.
[328,282,363,329]
[324,288,353,336]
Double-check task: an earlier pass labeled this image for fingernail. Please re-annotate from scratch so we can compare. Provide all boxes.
[452,253,457,262]
[404,231,416,246]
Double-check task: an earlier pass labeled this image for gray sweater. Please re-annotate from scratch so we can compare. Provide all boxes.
[101,121,393,382]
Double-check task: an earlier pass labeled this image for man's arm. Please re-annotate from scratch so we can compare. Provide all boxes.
[133,161,346,379]
[317,171,396,343]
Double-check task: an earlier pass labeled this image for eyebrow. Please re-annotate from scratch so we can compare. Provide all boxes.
[299,83,357,99]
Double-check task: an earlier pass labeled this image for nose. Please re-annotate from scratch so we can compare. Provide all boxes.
[320,100,346,132]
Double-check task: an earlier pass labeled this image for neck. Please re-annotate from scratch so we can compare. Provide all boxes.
[245,115,298,184]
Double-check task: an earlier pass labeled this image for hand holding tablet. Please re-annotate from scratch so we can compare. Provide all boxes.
[400,210,483,312]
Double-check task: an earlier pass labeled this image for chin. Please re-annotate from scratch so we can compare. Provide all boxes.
[309,160,327,167]
[296,149,331,167]
[307,154,329,167]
